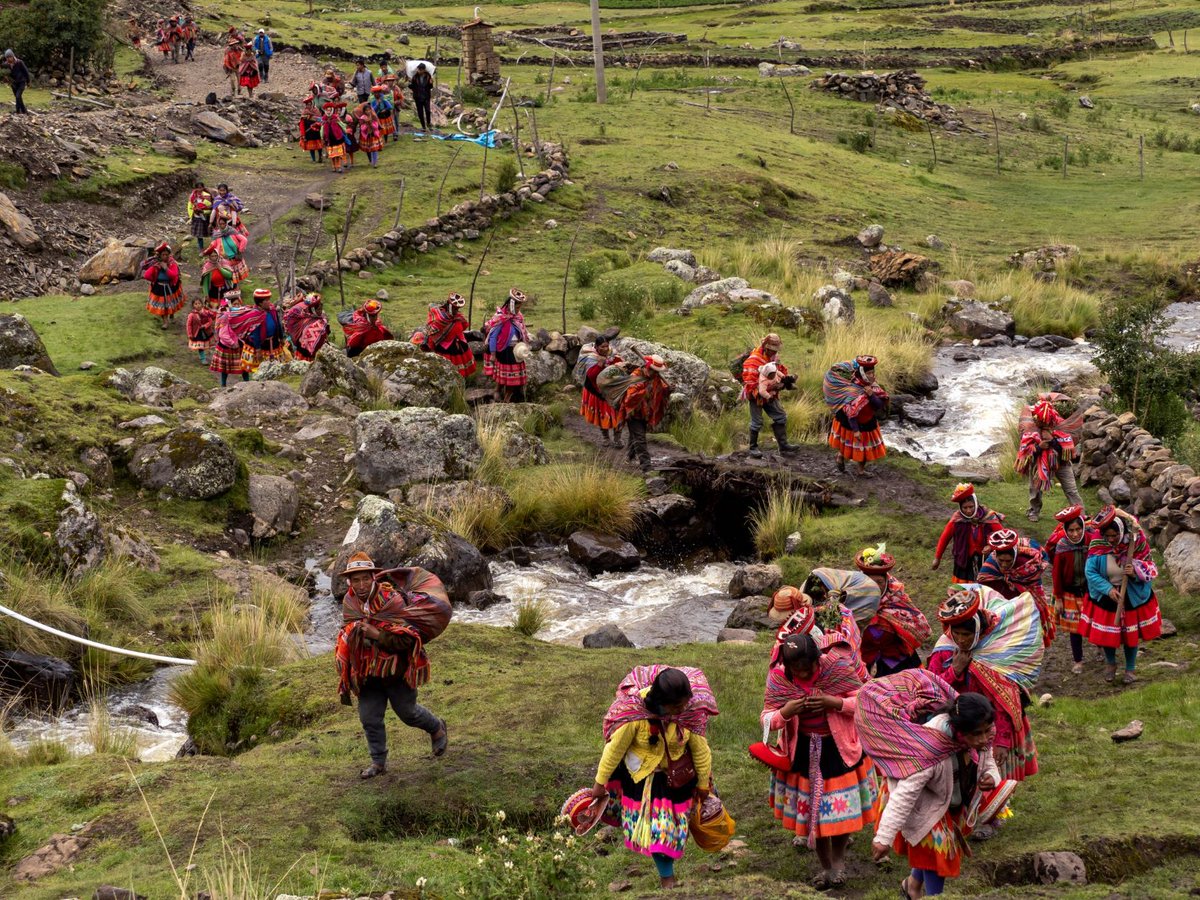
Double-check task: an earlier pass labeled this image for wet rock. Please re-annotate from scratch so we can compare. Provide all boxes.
[952,349,981,362]
[353,408,482,491]
[904,403,946,427]
[636,493,696,526]
[945,300,1015,339]
[717,627,757,643]
[357,340,465,409]
[79,238,149,283]
[728,563,782,599]
[0,314,58,374]
[129,428,238,500]
[567,530,641,574]
[1110,719,1143,743]
[248,474,300,540]
[857,224,884,248]
[582,624,635,649]
[724,595,774,631]
[1027,335,1075,352]
[332,494,490,603]
[93,887,146,900]
[108,366,188,406]
[0,191,41,250]
[11,831,90,882]
[647,247,697,267]
[54,482,105,576]
[300,344,374,405]
[902,370,940,395]
[464,589,509,610]
[0,650,75,712]
[1034,851,1086,885]
[1164,532,1200,594]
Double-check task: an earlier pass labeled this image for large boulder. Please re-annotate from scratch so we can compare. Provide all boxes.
[728,563,782,599]
[247,474,300,540]
[1034,851,1087,886]
[816,285,855,325]
[611,337,711,405]
[567,530,641,574]
[0,650,74,712]
[1008,244,1079,273]
[108,366,189,406]
[582,624,635,649]
[209,380,308,419]
[356,341,464,409]
[491,420,549,466]
[724,595,775,631]
[78,239,149,283]
[403,480,513,518]
[300,344,374,404]
[53,482,105,577]
[353,407,482,492]
[524,350,569,390]
[0,314,57,374]
[857,224,884,248]
[1165,532,1200,595]
[681,276,750,311]
[646,247,697,267]
[191,109,255,146]
[331,494,490,603]
[944,300,1015,339]
[0,191,41,250]
[128,428,239,499]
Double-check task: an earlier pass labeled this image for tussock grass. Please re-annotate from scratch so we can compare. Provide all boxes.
[793,320,933,397]
[72,558,149,623]
[750,489,810,560]
[246,575,308,633]
[85,698,139,757]
[668,407,745,456]
[984,270,1100,337]
[21,738,71,766]
[698,237,829,309]
[473,418,512,486]
[511,599,550,638]
[0,557,87,659]
[996,408,1027,484]
[503,463,643,538]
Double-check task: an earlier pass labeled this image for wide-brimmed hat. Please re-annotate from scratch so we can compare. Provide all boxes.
[855,544,895,575]
[560,788,606,836]
[938,584,982,628]
[768,585,810,624]
[340,551,381,577]
[762,333,782,349]
[253,288,272,302]
[362,299,382,314]
[1055,504,1086,525]
[988,529,1019,553]
[950,482,975,503]
[643,355,667,372]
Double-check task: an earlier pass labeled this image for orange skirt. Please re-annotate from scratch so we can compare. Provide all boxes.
[829,419,886,463]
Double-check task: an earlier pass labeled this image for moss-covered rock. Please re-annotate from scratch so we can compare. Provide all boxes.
[353,407,482,492]
[0,314,57,375]
[129,428,239,500]
[357,340,465,410]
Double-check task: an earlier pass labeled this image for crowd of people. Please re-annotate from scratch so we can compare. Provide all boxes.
[338,489,1161,892]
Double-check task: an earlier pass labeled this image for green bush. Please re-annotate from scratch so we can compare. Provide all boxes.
[597,280,648,327]
[494,157,518,195]
[511,599,549,637]
[574,256,603,288]
[0,0,106,70]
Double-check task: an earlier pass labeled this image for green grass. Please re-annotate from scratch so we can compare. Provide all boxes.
[40,147,190,205]
[749,488,810,560]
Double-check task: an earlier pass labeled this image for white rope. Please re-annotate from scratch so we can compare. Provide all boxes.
[0,604,197,666]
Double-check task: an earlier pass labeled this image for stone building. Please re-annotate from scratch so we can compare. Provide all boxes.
[461,18,501,86]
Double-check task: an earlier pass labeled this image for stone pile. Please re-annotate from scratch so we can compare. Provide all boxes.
[297,142,568,294]
[812,69,965,131]
[461,18,502,85]
[1076,405,1200,592]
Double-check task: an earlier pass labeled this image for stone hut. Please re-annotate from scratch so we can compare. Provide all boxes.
[461,18,501,85]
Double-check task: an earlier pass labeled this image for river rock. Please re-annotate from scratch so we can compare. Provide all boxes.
[567,530,641,574]
[357,340,465,409]
[353,408,481,491]
[78,238,148,282]
[611,337,710,406]
[54,482,105,576]
[718,627,757,643]
[647,247,697,267]
[1111,719,1143,743]
[464,589,509,610]
[1034,852,1086,885]
[248,474,299,540]
[192,109,254,146]
[525,349,569,390]
[582,624,634,649]
[0,314,58,375]
[945,300,1015,339]
[681,277,751,310]
[332,494,490,603]
[857,224,884,248]
[723,595,775,631]
[108,366,188,406]
[0,650,75,712]
[210,380,307,418]
[636,493,696,525]
[952,349,981,362]
[905,403,947,427]
[0,191,41,250]
[1164,532,1200,594]
[728,563,782,599]
[128,428,238,499]
[300,344,374,404]
[1027,335,1073,352]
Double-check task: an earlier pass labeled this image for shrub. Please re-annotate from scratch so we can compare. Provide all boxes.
[456,811,597,898]
[597,280,648,327]
[573,256,603,288]
[511,599,549,637]
[578,298,596,320]
[503,464,643,538]
[458,85,489,106]
[1050,93,1072,119]
[750,489,809,560]
[494,157,518,195]
[0,0,106,70]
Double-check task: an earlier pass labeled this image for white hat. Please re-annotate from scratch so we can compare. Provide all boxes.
[761,362,778,378]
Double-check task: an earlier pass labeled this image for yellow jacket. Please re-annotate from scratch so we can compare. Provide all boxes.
[596,719,712,789]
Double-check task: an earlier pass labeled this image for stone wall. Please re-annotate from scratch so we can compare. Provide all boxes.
[1077,405,1200,594]
[296,142,567,294]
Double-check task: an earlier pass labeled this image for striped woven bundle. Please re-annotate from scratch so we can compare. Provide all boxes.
[822,361,864,411]
[933,585,1045,695]
[854,669,960,779]
[809,568,882,624]
[602,665,719,741]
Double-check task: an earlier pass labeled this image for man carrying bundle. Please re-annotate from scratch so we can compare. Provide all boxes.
[335,553,451,779]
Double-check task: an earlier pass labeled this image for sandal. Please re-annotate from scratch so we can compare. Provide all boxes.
[1122,671,1137,685]
[1071,662,1084,675]
[829,869,846,886]
[899,878,915,900]
[360,762,387,779]
[431,719,449,757]
[1104,665,1117,684]
[811,871,831,890]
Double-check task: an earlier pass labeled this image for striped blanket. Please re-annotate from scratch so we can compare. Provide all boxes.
[822,360,869,416]
[854,669,961,779]
[602,665,719,741]
[809,568,881,624]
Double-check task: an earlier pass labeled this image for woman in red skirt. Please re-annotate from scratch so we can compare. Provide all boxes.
[823,355,889,478]
[1044,505,1097,675]
[185,297,215,364]
[578,337,625,447]
[357,104,384,168]
[141,241,185,328]
[237,45,260,97]
[424,292,475,376]
[1082,505,1162,684]
[299,95,325,163]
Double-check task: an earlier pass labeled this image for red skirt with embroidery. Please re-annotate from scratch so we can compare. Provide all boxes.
[1080,594,1161,648]
[829,415,886,463]
[147,283,185,317]
[209,342,244,375]
[433,340,476,377]
[581,390,624,430]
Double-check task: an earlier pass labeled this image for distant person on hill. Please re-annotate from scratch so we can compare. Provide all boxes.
[253,29,273,83]
[187,180,213,251]
[183,17,197,61]
[335,552,450,778]
[351,58,373,103]
[168,16,184,64]
[320,101,349,173]
[356,102,384,168]
[1015,397,1083,523]
[590,666,719,890]
[340,299,392,357]
[154,19,171,61]
[237,44,260,98]
[141,241,185,329]
[410,62,433,131]
[931,483,1006,583]
[619,355,671,474]
[741,332,797,458]
[823,354,888,477]
[222,37,242,95]
[483,288,529,402]
[369,84,395,143]
[299,94,325,163]
[4,49,30,115]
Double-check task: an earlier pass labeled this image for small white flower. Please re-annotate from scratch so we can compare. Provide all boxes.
[497,834,509,845]
[566,836,577,848]
[552,832,565,843]
[457,888,467,896]
[525,833,535,842]
[553,852,564,862]
[477,857,485,867]
[416,876,427,889]
[495,810,507,822]
[504,860,514,870]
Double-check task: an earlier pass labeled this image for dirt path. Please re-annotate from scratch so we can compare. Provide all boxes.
[143,41,325,105]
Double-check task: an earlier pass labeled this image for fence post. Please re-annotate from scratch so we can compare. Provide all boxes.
[1062,137,1068,178]
[1139,134,1145,180]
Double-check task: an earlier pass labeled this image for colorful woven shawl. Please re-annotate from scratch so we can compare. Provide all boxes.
[874,576,932,656]
[979,541,1053,645]
[425,304,468,350]
[283,300,330,358]
[809,568,882,624]
[486,307,527,353]
[947,506,1005,574]
[932,585,1044,731]
[602,665,719,741]
[216,305,265,348]
[854,669,961,779]
[1087,513,1157,580]
[822,361,864,411]
[621,371,670,426]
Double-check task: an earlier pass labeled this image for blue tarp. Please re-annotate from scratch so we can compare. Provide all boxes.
[413,129,500,148]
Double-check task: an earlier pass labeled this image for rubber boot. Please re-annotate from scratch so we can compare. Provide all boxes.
[600,428,612,446]
[748,430,762,459]
[772,422,797,453]
[612,429,624,449]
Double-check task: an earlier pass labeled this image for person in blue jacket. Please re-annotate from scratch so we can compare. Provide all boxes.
[253,29,273,83]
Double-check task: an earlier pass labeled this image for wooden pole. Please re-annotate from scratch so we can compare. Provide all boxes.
[304,199,324,275]
[467,229,497,326]
[589,0,607,104]
[926,120,937,170]
[705,87,711,113]
[628,56,644,100]
[528,106,545,167]
[545,57,556,104]
[779,77,796,134]
[1139,134,1145,180]
[393,177,406,230]
[509,93,526,179]
[288,229,302,296]
[1167,29,1175,48]
[437,145,464,216]
[479,139,490,201]
[265,212,285,295]
[1062,136,1068,178]
[561,224,582,333]
[333,233,347,310]
[339,193,358,262]
[992,108,1001,174]
[68,46,74,100]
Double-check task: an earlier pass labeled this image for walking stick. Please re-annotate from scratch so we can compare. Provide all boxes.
[1114,568,1129,645]
[467,229,497,326]
[333,233,347,311]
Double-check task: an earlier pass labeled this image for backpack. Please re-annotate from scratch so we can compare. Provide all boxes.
[729,348,753,380]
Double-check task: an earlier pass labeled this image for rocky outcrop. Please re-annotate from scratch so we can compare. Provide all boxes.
[54,482,105,576]
[582,624,635,648]
[724,595,775,631]
[353,408,482,492]
[357,341,464,409]
[681,277,750,311]
[943,299,1015,339]
[332,494,490,603]
[815,285,855,325]
[210,381,308,419]
[813,69,966,131]
[129,428,239,500]
[1008,244,1078,273]
[646,247,697,267]
[869,250,935,287]
[567,530,641,574]
[300,344,374,405]
[728,563,782,599]
[490,420,549,466]
[0,314,57,374]
[108,366,189,406]
[0,192,42,250]
[247,474,300,540]
[79,239,150,283]
[191,109,256,147]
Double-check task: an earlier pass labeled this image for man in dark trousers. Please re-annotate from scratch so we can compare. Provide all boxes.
[351,58,373,104]
[4,50,29,114]
[253,29,273,83]
[411,62,434,131]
